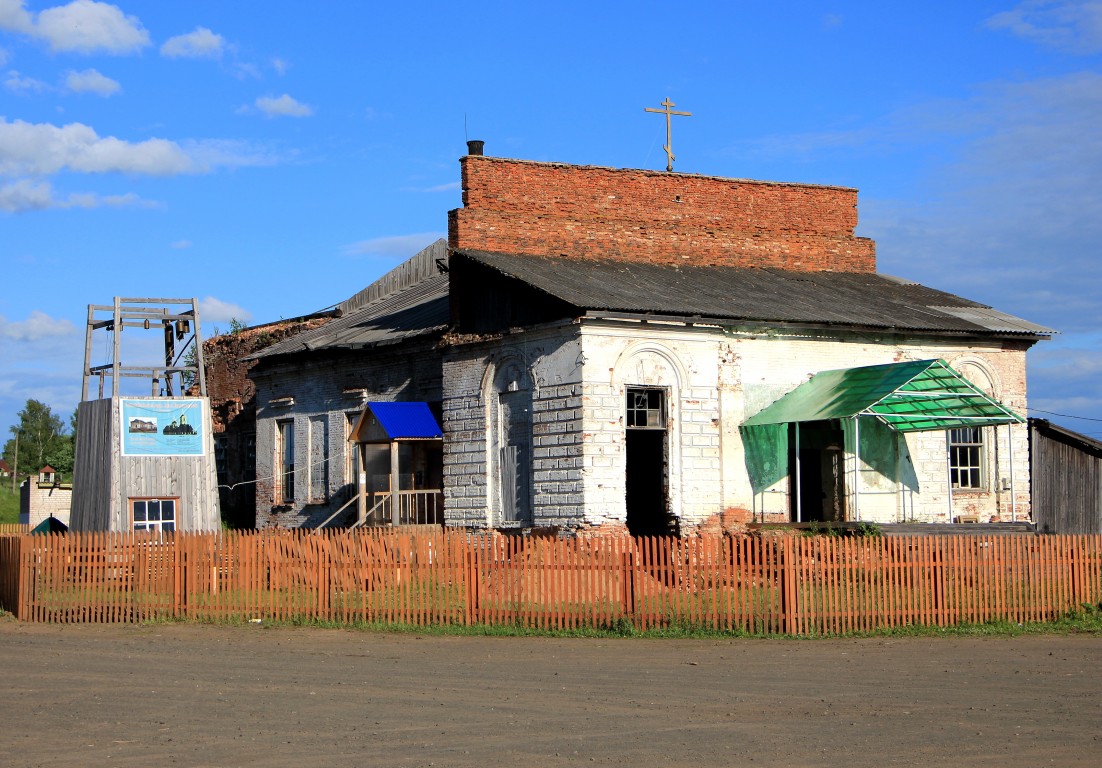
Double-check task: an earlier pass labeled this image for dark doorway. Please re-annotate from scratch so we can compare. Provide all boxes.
[789,420,846,523]
[625,388,676,537]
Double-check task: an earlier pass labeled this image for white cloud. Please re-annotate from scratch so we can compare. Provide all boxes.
[64,67,119,96]
[199,296,252,326]
[0,0,33,33]
[4,69,47,92]
[0,178,153,212]
[2,1,150,55]
[254,93,313,118]
[160,26,225,59]
[0,46,10,66]
[0,178,50,210]
[987,1,1102,54]
[0,310,76,341]
[0,117,195,176]
[61,190,148,208]
[423,181,461,193]
[342,232,445,258]
[230,61,261,80]
[170,239,191,249]
[180,138,285,170]
[271,57,288,75]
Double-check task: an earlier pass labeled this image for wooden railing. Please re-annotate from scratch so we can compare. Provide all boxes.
[354,490,444,528]
[311,493,360,531]
[1,530,1099,631]
[312,490,444,531]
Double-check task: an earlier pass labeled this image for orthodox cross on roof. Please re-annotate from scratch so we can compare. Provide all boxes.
[644,97,692,172]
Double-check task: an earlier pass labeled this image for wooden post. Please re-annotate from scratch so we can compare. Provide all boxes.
[390,441,400,526]
[111,297,122,400]
[356,443,367,526]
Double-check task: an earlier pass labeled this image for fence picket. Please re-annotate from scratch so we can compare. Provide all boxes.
[1,530,1100,633]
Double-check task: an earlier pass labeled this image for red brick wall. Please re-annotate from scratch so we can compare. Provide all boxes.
[449,156,876,272]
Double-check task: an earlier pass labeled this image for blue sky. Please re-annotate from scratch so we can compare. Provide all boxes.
[2,1,1101,439]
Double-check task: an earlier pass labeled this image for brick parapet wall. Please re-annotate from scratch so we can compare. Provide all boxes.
[449,156,876,272]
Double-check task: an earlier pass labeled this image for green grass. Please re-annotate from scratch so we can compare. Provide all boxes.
[136,600,1102,639]
[0,486,20,525]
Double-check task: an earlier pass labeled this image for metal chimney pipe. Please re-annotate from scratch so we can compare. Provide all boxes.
[466,139,485,156]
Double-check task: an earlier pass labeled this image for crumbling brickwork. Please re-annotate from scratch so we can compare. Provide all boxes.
[200,317,331,527]
[449,156,876,272]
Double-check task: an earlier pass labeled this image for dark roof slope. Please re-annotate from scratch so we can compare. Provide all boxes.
[248,240,450,361]
[248,274,448,360]
[455,250,1052,337]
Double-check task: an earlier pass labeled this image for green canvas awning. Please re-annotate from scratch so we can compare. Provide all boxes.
[743,359,1023,433]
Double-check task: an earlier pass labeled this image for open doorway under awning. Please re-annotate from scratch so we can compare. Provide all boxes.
[741,359,1025,522]
[348,402,443,527]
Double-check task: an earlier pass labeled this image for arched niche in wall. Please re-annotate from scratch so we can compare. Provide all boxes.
[947,354,1003,495]
[610,341,688,536]
[482,353,533,526]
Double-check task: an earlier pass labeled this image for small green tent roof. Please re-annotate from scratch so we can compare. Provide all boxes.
[31,516,69,534]
[743,359,1023,433]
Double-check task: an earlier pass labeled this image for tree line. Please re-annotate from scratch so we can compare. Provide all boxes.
[3,400,75,481]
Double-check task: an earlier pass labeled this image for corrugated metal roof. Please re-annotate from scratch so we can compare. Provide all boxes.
[249,274,448,360]
[927,305,1052,335]
[456,250,1053,337]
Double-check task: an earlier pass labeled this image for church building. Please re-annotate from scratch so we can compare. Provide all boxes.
[242,144,1050,533]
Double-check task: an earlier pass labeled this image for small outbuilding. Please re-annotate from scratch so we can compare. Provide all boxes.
[1029,418,1102,534]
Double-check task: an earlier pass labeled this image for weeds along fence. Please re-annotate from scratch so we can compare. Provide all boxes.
[0,530,1100,632]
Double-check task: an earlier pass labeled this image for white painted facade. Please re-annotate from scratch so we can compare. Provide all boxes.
[443,318,1032,532]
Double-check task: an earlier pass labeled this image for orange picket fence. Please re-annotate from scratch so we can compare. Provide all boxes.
[0,530,1099,633]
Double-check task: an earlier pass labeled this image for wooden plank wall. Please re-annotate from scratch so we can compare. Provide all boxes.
[1032,425,1102,535]
[2,530,1099,632]
[71,398,220,532]
[70,399,115,530]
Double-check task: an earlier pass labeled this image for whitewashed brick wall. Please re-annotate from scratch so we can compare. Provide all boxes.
[19,481,72,528]
[443,319,1034,531]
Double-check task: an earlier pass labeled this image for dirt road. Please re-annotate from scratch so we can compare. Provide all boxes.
[1,620,1099,767]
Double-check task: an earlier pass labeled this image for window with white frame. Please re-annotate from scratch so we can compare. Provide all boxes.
[277,420,295,503]
[131,498,177,532]
[345,412,360,487]
[948,427,984,489]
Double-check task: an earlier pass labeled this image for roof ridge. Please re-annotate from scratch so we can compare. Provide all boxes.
[337,239,448,315]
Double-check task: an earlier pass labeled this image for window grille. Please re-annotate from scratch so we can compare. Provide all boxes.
[948,427,984,489]
[626,388,667,429]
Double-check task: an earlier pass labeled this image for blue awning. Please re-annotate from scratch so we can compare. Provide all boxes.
[350,402,443,442]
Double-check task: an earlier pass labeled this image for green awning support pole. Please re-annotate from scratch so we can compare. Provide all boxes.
[944,431,954,522]
[853,416,861,522]
[1009,426,1016,522]
[794,422,802,523]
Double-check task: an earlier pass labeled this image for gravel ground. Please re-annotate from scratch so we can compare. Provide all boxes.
[1,620,1100,767]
